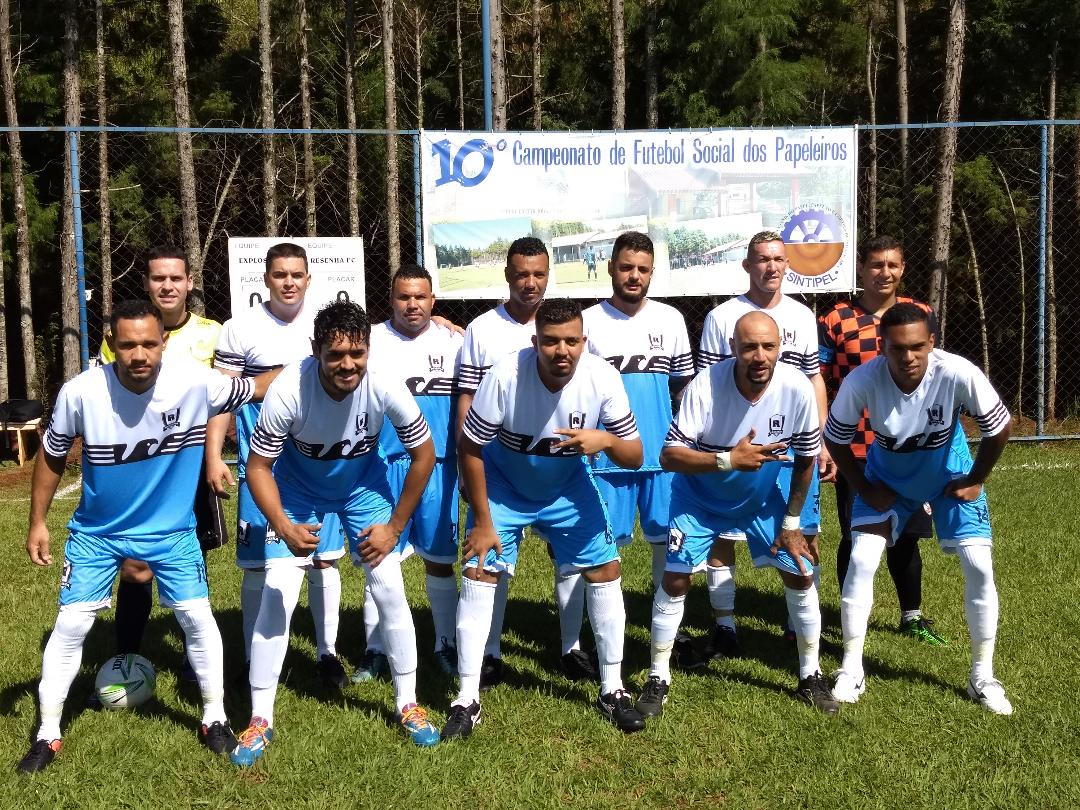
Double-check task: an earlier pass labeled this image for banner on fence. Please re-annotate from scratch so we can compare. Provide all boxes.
[420,128,858,300]
[227,237,366,316]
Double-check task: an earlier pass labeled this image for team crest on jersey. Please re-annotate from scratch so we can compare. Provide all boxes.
[768,413,786,436]
[926,404,945,426]
[781,328,796,346]
[428,354,445,373]
[568,411,587,430]
[355,413,368,435]
[667,527,686,555]
[648,333,664,350]
[161,408,181,431]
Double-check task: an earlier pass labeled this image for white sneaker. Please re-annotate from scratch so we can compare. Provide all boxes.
[830,669,867,703]
[967,677,1013,715]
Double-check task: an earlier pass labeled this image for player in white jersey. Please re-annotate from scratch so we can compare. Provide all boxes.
[17,300,277,774]
[206,243,349,690]
[444,298,646,738]
[228,301,439,765]
[356,265,463,681]
[453,236,549,689]
[637,311,838,719]
[824,303,1014,714]
[696,231,835,657]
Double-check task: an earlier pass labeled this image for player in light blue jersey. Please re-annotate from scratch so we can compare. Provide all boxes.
[637,311,839,719]
[444,298,647,739]
[18,300,279,774]
[824,303,1014,715]
[358,265,463,680]
[229,301,440,765]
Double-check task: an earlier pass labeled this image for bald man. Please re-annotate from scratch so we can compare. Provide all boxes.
[637,312,838,717]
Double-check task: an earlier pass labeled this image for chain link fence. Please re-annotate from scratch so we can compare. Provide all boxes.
[2,122,1078,437]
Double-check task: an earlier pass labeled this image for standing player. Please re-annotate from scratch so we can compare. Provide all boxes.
[825,303,1013,714]
[819,235,945,643]
[453,236,549,688]
[638,312,838,718]
[18,300,274,774]
[697,231,834,655]
[205,242,348,688]
[358,265,463,679]
[229,301,439,765]
[445,299,646,738]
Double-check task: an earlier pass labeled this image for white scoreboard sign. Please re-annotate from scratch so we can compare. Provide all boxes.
[227,237,366,317]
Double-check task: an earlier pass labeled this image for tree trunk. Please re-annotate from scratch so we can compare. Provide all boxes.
[259,0,277,236]
[491,0,507,130]
[299,0,316,236]
[61,0,81,381]
[865,11,878,236]
[645,0,658,128]
[166,0,203,300]
[456,0,465,130]
[753,32,766,124]
[927,0,964,316]
[531,0,541,130]
[895,0,909,197]
[611,0,625,128]
[412,6,424,127]
[95,0,112,321]
[997,164,1026,414]
[959,207,989,375]
[344,0,359,236]
[0,0,37,396]
[383,0,400,277]
[1046,42,1057,421]
[0,164,7,400]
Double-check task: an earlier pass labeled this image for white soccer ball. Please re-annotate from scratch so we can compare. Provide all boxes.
[94,654,156,710]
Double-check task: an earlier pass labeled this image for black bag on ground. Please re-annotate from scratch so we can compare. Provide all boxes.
[0,399,44,426]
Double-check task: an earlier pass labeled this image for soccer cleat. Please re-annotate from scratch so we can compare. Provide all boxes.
[16,739,61,774]
[901,616,948,646]
[229,717,274,767]
[316,654,349,689]
[350,649,390,684]
[635,675,669,718]
[443,701,482,740]
[560,649,599,683]
[830,670,867,704]
[479,655,503,691]
[707,624,741,660]
[596,689,647,733]
[200,721,238,755]
[967,677,1014,716]
[796,672,840,716]
[434,638,458,676]
[398,703,441,747]
[672,633,707,672]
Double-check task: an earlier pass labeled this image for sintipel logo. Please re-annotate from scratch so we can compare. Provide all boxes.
[780,206,846,277]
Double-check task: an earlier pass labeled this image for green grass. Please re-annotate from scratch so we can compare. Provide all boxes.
[1,443,1078,808]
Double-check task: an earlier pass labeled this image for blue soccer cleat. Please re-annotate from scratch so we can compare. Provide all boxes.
[398,703,441,747]
[229,717,274,767]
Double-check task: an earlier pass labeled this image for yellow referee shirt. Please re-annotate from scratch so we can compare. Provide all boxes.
[99,311,222,367]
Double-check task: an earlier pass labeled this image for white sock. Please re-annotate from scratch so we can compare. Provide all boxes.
[240,569,266,662]
[957,543,999,683]
[648,586,686,683]
[172,598,227,726]
[483,575,509,658]
[364,557,418,707]
[706,564,736,629]
[425,573,459,652]
[36,607,96,741]
[650,544,668,593]
[307,566,341,658]
[363,581,384,653]
[785,585,822,680]
[249,564,306,727]
[586,578,626,695]
[554,570,585,655]
[840,532,886,679]
[455,576,496,706]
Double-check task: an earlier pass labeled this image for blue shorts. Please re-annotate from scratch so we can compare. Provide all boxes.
[594,469,672,546]
[465,476,617,576]
[850,485,992,550]
[776,462,821,535]
[665,486,815,577]
[387,455,459,564]
[61,529,208,609]
[279,479,396,568]
[235,479,346,568]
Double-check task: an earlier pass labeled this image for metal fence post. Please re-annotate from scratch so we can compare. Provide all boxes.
[1037,124,1047,437]
[69,130,89,372]
[413,134,423,265]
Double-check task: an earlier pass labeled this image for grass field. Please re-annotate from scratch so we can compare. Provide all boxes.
[1,443,1078,808]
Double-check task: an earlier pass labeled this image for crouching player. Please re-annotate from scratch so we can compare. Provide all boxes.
[639,311,838,718]
[229,301,439,766]
[824,303,1013,714]
[19,300,275,774]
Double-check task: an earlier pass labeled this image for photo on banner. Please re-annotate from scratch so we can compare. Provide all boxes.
[420,129,857,299]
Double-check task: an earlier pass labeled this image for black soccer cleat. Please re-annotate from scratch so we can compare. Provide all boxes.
[672,633,708,672]
[479,655,504,691]
[16,739,61,774]
[796,671,840,716]
[200,721,238,755]
[560,649,599,683]
[707,624,741,660]
[635,676,669,718]
[316,654,349,689]
[596,689,647,733]
[443,701,482,740]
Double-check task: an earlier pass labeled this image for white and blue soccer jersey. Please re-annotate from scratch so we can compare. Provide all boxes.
[583,299,693,473]
[698,294,819,376]
[43,357,254,538]
[250,356,431,505]
[213,303,316,478]
[665,359,820,518]
[370,320,462,461]
[462,349,640,504]
[455,304,537,395]
[824,350,1010,504]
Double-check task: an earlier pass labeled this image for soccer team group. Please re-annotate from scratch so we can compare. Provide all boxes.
[16,229,1014,774]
